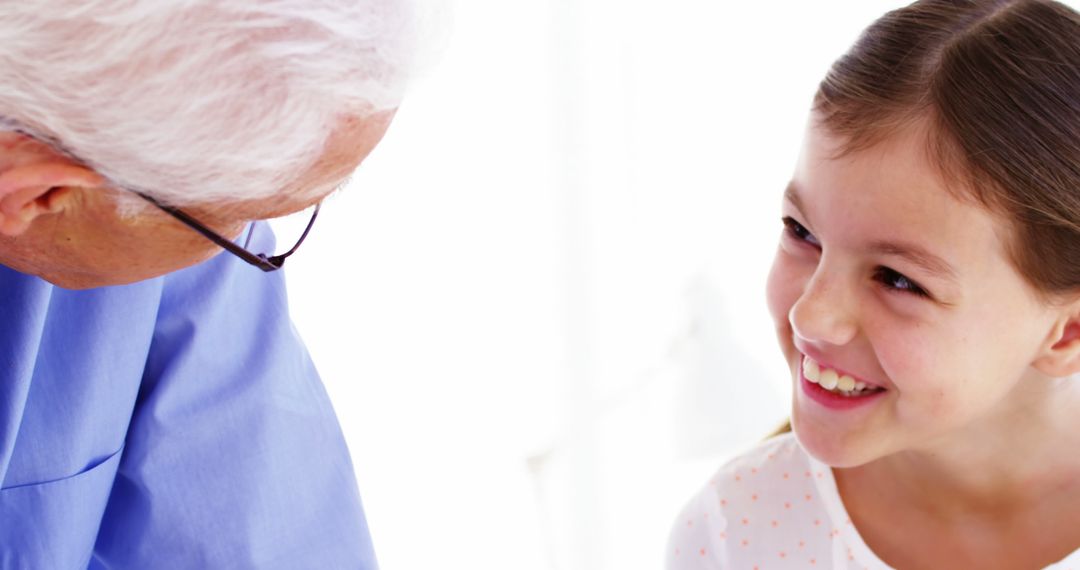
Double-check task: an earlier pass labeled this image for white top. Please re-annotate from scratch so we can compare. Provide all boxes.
[666,433,1080,570]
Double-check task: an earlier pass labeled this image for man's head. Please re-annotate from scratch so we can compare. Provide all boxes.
[0,0,420,288]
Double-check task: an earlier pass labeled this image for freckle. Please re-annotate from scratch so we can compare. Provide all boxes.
[751,468,758,474]
[811,559,817,565]
[816,471,824,478]
[799,540,805,548]
[771,520,779,528]
[735,475,742,482]
[805,494,812,501]
[700,548,706,556]
[742,518,750,526]
[752,494,759,501]
[721,499,728,507]
[686,519,693,527]
[784,502,792,509]
[675,548,680,556]
[719,532,726,540]
[742,539,750,547]
[779,551,787,558]
[783,472,790,479]
[814,519,821,526]
[805,471,811,478]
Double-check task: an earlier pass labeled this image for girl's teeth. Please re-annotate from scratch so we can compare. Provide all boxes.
[837,375,856,392]
[820,369,839,390]
[801,355,880,397]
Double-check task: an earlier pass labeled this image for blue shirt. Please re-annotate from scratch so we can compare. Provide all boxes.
[0,222,377,569]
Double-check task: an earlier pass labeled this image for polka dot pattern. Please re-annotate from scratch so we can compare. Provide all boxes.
[665,434,888,570]
[666,434,1080,569]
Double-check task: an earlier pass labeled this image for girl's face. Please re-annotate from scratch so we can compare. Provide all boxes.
[766,117,1062,468]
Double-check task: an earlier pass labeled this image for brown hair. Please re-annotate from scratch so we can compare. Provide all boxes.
[814,0,1080,297]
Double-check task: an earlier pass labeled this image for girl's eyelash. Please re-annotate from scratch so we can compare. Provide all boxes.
[873,266,929,298]
[781,216,819,247]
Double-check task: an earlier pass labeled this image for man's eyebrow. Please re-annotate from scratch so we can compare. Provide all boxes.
[869,240,958,281]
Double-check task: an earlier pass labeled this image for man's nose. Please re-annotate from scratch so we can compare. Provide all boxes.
[788,268,859,348]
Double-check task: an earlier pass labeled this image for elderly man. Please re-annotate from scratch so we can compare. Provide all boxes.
[0,1,418,567]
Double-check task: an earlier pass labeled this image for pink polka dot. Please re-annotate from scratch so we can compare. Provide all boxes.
[779,551,787,558]
[700,548,707,556]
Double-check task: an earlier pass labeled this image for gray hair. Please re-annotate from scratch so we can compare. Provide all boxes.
[0,0,424,205]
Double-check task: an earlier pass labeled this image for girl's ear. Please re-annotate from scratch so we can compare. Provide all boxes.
[1033,302,1080,377]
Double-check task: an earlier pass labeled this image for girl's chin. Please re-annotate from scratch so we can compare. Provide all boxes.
[791,414,883,469]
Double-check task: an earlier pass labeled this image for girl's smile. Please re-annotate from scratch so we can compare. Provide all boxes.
[799,353,887,410]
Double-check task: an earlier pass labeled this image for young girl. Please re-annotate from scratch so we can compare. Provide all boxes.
[667,1,1080,568]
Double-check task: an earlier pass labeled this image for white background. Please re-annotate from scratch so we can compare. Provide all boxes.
[273,1,922,568]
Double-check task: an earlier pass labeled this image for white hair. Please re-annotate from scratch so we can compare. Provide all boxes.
[0,0,426,205]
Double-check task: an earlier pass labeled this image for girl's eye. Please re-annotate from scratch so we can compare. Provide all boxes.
[873,266,929,298]
[781,216,820,248]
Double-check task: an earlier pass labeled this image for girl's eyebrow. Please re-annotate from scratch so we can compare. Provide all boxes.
[783,181,806,215]
[783,180,958,282]
[868,240,958,282]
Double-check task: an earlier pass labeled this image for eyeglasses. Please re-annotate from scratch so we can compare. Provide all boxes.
[135,191,321,272]
[0,117,319,273]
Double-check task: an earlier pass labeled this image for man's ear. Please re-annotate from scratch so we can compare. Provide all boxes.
[0,162,103,236]
[1034,303,1080,377]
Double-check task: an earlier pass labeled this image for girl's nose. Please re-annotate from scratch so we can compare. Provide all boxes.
[788,270,858,348]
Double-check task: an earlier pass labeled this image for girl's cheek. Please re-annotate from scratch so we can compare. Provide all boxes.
[870,321,936,393]
[766,247,811,329]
